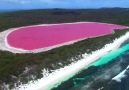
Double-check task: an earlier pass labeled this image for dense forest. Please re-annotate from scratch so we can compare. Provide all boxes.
[0,8,129,32]
[0,8,129,89]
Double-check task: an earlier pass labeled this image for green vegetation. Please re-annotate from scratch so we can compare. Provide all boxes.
[0,8,129,89]
[0,8,129,32]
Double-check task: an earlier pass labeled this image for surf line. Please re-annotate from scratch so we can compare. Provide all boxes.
[12,32,129,90]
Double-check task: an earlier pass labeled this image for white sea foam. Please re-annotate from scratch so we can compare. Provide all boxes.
[112,65,129,82]
[10,32,129,90]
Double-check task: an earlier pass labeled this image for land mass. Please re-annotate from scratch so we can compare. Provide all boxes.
[0,8,129,89]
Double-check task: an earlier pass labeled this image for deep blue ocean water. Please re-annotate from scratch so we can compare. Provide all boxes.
[52,39,129,90]
[0,10,22,13]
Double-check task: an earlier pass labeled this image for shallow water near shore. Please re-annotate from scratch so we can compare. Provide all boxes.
[52,39,129,90]
[12,32,129,90]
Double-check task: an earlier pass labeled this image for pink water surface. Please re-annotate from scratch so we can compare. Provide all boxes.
[7,22,128,50]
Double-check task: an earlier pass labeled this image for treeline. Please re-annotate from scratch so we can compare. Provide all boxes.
[0,29,129,89]
[0,8,129,32]
[0,8,129,89]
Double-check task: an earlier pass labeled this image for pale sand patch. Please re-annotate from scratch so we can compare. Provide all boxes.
[12,32,129,90]
[0,28,27,53]
[0,22,128,53]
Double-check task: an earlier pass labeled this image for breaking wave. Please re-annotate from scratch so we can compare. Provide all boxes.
[12,32,129,90]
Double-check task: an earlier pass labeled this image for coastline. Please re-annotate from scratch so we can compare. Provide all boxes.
[13,32,129,90]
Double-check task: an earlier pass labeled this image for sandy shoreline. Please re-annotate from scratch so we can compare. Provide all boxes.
[12,32,129,90]
[0,28,28,53]
[0,22,128,53]
[0,22,129,90]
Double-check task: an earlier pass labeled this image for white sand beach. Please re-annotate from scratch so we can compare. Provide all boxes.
[11,32,129,90]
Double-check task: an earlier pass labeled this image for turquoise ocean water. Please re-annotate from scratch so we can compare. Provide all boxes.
[52,39,129,90]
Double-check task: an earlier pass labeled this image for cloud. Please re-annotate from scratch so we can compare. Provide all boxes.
[0,0,33,4]
[0,0,129,9]
[39,0,68,5]
[0,0,66,4]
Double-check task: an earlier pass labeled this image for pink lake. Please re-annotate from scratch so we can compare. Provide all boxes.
[7,22,128,50]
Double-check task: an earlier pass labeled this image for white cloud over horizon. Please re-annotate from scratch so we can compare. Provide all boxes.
[1,0,129,5]
[0,0,32,4]
[0,0,129,10]
[0,0,66,4]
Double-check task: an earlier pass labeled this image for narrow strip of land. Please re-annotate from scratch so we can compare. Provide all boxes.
[14,32,129,90]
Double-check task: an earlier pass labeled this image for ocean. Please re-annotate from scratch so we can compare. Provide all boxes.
[52,39,129,90]
[0,10,22,13]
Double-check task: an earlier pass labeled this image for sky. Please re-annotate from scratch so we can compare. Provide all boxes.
[0,0,129,10]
